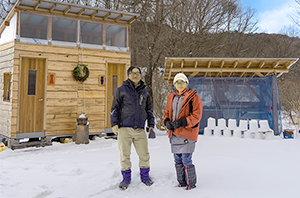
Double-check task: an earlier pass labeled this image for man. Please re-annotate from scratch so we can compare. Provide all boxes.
[110,66,155,190]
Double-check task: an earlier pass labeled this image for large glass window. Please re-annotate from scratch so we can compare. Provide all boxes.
[19,13,128,48]
[80,21,103,45]
[20,13,47,39]
[106,25,127,47]
[52,17,76,42]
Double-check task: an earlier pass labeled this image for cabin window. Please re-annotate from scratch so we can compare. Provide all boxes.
[19,12,128,49]
[28,70,36,95]
[80,21,103,45]
[113,75,117,95]
[20,13,47,39]
[106,25,127,47]
[52,17,76,42]
[3,73,11,101]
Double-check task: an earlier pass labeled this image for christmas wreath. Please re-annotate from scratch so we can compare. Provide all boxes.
[73,64,89,82]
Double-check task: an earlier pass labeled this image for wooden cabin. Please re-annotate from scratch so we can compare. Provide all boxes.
[164,57,298,135]
[0,0,138,141]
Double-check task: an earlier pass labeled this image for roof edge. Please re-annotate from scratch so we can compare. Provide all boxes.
[0,0,20,37]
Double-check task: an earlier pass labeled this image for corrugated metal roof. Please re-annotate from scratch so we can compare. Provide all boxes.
[0,0,139,36]
[18,0,139,23]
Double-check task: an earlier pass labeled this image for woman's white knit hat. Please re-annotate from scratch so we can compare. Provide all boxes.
[173,73,189,84]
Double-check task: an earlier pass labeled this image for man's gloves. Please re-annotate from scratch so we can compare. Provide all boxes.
[112,125,118,135]
[146,127,156,139]
[173,118,187,129]
[148,128,156,139]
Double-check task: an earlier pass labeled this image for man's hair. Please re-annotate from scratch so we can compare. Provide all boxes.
[127,66,141,76]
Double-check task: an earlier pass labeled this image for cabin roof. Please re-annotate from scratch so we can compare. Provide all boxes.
[0,0,139,36]
[164,57,299,84]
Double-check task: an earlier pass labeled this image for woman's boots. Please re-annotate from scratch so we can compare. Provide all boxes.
[175,163,197,190]
[175,163,187,187]
[184,165,197,190]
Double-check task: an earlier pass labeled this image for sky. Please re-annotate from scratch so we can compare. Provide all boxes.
[239,0,299,33]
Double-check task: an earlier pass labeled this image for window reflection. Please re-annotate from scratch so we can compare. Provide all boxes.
[3,73,11,101]
[28,70,36,95]
[52,17,76,42]
[113,75,117,96]
[20,13,47,39]
[80,21,103,45]
[106,25,127,47]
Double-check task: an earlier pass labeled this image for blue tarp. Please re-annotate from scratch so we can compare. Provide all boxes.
[188,75,282,134]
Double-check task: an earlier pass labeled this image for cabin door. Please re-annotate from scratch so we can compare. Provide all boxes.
[18,57,46,133]
[106,63,126,128]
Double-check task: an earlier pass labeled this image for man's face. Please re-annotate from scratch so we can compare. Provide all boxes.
[128,68,141,85]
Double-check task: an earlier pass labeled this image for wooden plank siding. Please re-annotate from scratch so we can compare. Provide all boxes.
[12,42,130,137]
[0,41,15,138]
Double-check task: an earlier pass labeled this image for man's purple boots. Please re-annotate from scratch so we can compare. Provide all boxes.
[140,168,154,186]
[119,169,131,190]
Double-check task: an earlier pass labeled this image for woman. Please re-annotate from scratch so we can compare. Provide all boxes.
[163,73,203,190]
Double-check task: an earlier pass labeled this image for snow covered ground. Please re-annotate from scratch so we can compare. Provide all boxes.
[1,130,300,198]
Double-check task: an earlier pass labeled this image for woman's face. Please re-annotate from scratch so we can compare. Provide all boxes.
[174,80,188,93]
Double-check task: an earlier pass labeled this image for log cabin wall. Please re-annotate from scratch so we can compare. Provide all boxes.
[13,43,130,137]
[0,42,15,138]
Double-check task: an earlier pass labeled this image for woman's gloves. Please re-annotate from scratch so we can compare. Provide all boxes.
[173,118,187,129]
[165,118,187,130]
[165,120,174,131]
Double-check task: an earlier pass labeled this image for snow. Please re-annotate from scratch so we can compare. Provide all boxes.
[1,130,300,198]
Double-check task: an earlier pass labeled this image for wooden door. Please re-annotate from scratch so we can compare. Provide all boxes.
[19,57,46,133]
[106,63,126,127]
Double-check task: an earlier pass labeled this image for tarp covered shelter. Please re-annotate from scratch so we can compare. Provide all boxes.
[164,57,298,135]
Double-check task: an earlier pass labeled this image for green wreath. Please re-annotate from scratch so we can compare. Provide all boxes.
[73,64,89,82]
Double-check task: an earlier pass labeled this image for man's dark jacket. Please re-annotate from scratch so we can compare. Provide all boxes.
[110,79,155,129]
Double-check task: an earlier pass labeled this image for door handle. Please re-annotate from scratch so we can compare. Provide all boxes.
[39,99,43,101]
[107,99,111,101]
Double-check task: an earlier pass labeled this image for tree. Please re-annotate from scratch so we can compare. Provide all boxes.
[279,80,300,127]
[130,0,259,128]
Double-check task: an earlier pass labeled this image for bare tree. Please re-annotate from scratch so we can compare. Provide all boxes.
[291,0,300,27]
[279,80,300,127]
[126,0,184,98]
[130,0,260,128]
[152,69,172,130]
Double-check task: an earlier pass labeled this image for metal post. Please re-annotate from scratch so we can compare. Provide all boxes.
[272,75,279,135]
